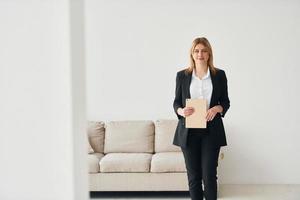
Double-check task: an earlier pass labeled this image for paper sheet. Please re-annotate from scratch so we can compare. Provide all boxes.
[185,98,207,128]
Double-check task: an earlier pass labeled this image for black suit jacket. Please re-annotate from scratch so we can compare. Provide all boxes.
[173,68,230,148]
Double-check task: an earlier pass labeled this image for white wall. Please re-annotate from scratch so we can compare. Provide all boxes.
[85,0,300,184]
[70,0,88,199]
[0,1,88,199]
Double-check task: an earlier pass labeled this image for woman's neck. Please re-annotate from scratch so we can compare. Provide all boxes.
[195,64,208,77]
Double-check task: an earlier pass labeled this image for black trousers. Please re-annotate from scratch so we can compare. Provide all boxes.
[181,128,221,200]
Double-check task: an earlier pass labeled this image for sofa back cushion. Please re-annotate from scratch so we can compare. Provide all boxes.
[87,121,105,153]
[154,119,181,152]
[104,120,154,153]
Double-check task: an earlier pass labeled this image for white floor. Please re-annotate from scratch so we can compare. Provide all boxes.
[90,185,300,200]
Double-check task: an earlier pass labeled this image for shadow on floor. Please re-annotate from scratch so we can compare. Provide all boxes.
[90,191,190,199]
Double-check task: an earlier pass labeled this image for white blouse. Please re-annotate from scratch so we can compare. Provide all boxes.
[189,69,213,108]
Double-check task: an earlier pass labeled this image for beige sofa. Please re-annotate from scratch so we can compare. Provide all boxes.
[87,119,223,191]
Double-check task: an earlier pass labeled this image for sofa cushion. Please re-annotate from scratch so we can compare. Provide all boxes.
[154,119,181,152]
[100,153,152,173]
[88,153,104,173]
[104,121,154,153]
[87,121,105,153]
[87,140,94,154]
[150,152,186,172]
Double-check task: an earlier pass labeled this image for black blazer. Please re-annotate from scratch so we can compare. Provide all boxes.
[173,68,230,148]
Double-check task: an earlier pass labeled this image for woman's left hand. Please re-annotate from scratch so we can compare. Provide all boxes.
[206,105,223,121]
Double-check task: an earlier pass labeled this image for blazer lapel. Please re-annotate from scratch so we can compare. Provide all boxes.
[209,68,217,108]
[185,71,192,99]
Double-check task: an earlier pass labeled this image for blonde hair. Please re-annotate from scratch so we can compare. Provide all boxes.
[185,37,217,75]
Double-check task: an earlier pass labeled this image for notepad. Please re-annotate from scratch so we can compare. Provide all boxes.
[185,98,207,128]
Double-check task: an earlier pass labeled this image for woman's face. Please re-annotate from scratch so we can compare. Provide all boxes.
[192,43,209,64]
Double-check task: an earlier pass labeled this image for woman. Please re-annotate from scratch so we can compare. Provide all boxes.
[173,37,230,200]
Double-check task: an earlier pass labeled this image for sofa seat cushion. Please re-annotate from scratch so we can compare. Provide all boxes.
[150,152,186,172]
[88,153,104,173]
[100,153,152,173]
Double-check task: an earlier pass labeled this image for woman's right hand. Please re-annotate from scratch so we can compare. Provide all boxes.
[177,107,195,118]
